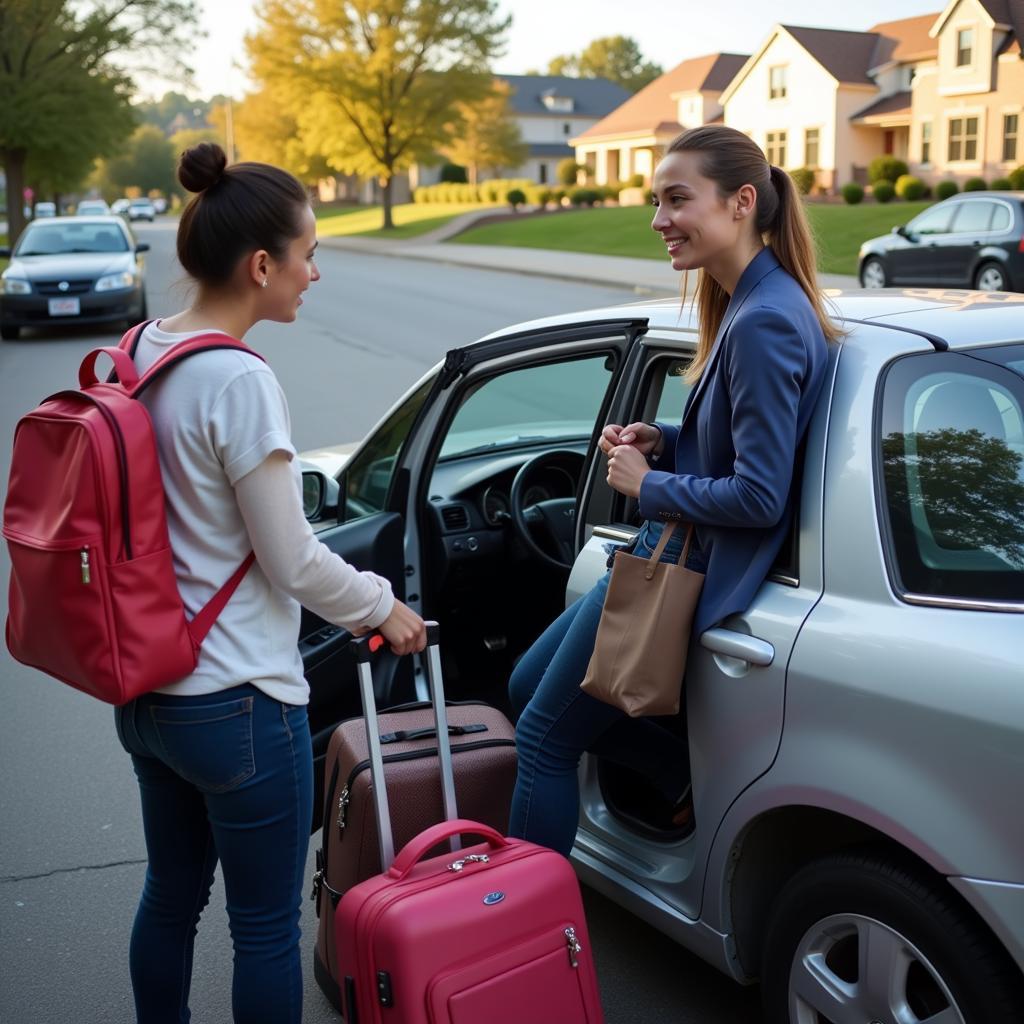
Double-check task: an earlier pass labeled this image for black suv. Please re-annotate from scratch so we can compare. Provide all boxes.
[859,191,1024,292]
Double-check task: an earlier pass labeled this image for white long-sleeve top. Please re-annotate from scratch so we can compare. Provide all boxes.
[134,321,394,705]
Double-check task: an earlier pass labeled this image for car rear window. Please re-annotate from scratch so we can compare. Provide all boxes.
[15,222,128,255]
[951,200,995,234]
[878,347,1024,605]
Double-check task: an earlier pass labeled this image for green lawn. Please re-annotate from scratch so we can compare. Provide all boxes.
[449,201,935,276]
[315,201,500,240]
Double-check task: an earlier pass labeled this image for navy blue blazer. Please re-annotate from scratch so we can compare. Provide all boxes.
[638,247,828,636]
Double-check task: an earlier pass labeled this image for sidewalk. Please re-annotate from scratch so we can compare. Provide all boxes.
[320,220,859,296]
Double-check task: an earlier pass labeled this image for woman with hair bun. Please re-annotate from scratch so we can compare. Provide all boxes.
[114,143,426,1023]
[509,124,836,857]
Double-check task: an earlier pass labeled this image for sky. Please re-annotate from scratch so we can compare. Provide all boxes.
[139,0,947,101]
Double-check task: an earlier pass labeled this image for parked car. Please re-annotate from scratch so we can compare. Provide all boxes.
[33,201,56,218]
[0,215,149,340]
[75,199,110,216]
[859,191,1024,292]
[127,197,156,222]
[111,198,131,217]
[152,197,168,214]
[298,289,1024,1023]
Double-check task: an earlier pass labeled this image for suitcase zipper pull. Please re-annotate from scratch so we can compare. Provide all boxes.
[80,548,91,584]
[446,853,490,872]
[565,926,581,968]
[337,787,350,831]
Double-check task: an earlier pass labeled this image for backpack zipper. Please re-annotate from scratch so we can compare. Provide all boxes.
[80,548,91,584]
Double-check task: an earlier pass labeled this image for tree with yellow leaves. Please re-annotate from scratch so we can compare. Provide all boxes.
[441,80,527,186]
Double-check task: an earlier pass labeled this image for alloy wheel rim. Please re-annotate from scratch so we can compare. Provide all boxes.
[862,262,886,288]
[976,267,1005,291]
[787,912,966,1024]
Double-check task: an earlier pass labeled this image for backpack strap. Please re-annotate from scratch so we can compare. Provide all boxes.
[187,552,257,646]
[129,333,266,399]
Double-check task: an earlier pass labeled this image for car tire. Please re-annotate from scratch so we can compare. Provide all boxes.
[859,257,887,289]
[761,850,1023,1024]
[974,262,1008,292]
[1,324,19,341]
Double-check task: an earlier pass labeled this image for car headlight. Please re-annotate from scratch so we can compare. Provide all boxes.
[0,277,32,295]
[95,271,136,292]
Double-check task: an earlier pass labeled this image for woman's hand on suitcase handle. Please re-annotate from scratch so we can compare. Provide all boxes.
[378,600,428,656]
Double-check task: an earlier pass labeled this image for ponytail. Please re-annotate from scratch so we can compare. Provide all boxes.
[664,126,842,385]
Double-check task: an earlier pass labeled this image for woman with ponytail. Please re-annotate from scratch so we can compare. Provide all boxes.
[509,125,832,857]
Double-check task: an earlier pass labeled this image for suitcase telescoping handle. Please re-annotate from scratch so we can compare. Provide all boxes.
[348,621,461,867]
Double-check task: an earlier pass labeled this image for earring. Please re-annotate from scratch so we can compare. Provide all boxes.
[261,279,269,289]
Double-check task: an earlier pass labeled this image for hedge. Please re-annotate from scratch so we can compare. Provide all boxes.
[963,177,987,192]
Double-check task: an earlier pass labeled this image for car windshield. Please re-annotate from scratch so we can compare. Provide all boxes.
[15,223,128,256]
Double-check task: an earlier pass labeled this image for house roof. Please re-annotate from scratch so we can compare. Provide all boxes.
[780,25,881,85]
[851,89,914,121]
[867,13,940,66]
[571,53,748,143]
[497,75,631,118]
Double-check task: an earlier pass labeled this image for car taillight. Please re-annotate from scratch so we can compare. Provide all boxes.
[1018,235,1024,254]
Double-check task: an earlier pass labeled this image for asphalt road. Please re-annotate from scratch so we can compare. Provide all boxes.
[0,221,763,1023]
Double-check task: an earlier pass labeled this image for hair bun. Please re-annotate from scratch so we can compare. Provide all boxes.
[178,143,228,193]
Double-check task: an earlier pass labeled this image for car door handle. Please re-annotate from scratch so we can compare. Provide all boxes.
[699,628,774,666]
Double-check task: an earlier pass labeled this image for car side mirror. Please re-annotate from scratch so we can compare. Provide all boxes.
[135,242,150,253]
[0,247,10,258]
[302,469,340,521]
[893,225,907,237]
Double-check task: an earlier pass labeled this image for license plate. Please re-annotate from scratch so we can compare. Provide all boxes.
[48,297,80,316]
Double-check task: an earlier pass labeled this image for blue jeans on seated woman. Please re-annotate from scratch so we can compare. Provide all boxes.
[115,683,313,1024]
[509,521,704,856]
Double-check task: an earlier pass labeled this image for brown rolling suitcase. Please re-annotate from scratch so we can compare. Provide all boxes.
[311,628,517,1013]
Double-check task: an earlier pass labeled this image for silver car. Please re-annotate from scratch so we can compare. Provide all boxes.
[300,288,1024,1023]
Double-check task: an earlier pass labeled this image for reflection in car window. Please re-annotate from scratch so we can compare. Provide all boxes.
[343,377,433,522]
[951,201,994,234]
[440,355,612,458]
[989,203,1013,233]
[15,222,128,255]
[880,350,1024,603]
[653,358,693,423]
[907,206,955,236]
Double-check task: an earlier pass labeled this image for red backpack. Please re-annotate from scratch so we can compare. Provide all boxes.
[3,324,259,705]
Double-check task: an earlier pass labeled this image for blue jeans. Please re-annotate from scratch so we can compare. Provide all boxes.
[508,523,698,856]
[115,684,313,1024]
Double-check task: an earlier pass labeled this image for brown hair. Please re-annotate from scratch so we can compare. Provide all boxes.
[663,125,842,384]
[176,143,309,287]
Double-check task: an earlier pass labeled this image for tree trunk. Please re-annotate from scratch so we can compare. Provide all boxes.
[469,164,478,187]
[380,175,393,230]
[3,148,28,244]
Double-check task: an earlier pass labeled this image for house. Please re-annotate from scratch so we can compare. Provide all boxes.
[410,75,631,189]
[570,53,749,186]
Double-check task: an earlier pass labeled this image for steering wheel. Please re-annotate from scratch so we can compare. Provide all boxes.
[509,450,585,571]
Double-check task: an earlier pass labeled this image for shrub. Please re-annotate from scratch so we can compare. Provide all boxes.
[841,182,865,205]
[628,173,645,187]
[413,186,429,204]
[872,181,895,203]
[643,187,653,206]
[963,177,987,192]
[439,163,468,183]
[549,187,567,205]
[868,156,909,184]
[788,167,816,195]
[1008,166,1024,190]
[895,174,926,200]
[525,186,552,206]
[991,177,1013,190]
[935,180,959,200]
[569,186,600,206]
[557,158,582,186]
[506,188,526,209]
[600,184,619,201]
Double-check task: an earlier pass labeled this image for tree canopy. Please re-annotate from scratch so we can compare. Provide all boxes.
[246,0,510,228]
[547,36,663,93]
[0,0,199,240]
[441,80,527,185]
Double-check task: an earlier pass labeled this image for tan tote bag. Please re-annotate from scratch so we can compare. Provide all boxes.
[580,522,705,717]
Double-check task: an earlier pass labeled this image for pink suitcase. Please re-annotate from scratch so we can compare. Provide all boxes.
[334,625,603,1024]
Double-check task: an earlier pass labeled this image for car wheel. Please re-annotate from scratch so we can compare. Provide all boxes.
[974,262,1008,292]
[761,851,1022,1024]
[1,324,20,341]
[859,257,887,289]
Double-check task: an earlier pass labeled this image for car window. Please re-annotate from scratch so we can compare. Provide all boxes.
[653,357,692,423]
[15,222,128,255]
[989,202,1014,233]
[879,349,1024,604]
[342,377,433,522]
[440,355,612,459]
[950,200,995,234]
[907,205,955,236]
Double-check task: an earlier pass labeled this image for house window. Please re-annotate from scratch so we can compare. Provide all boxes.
[539,163,548,184]
[921,121,933,164]
[948,116,979,161]
[884,130,895,156]
[769,66,788,100]
[765,130,787,166]
[563,122,571,136]
[956,28,973,67]
[1003,114,1019,162]
[804,128,820,168]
